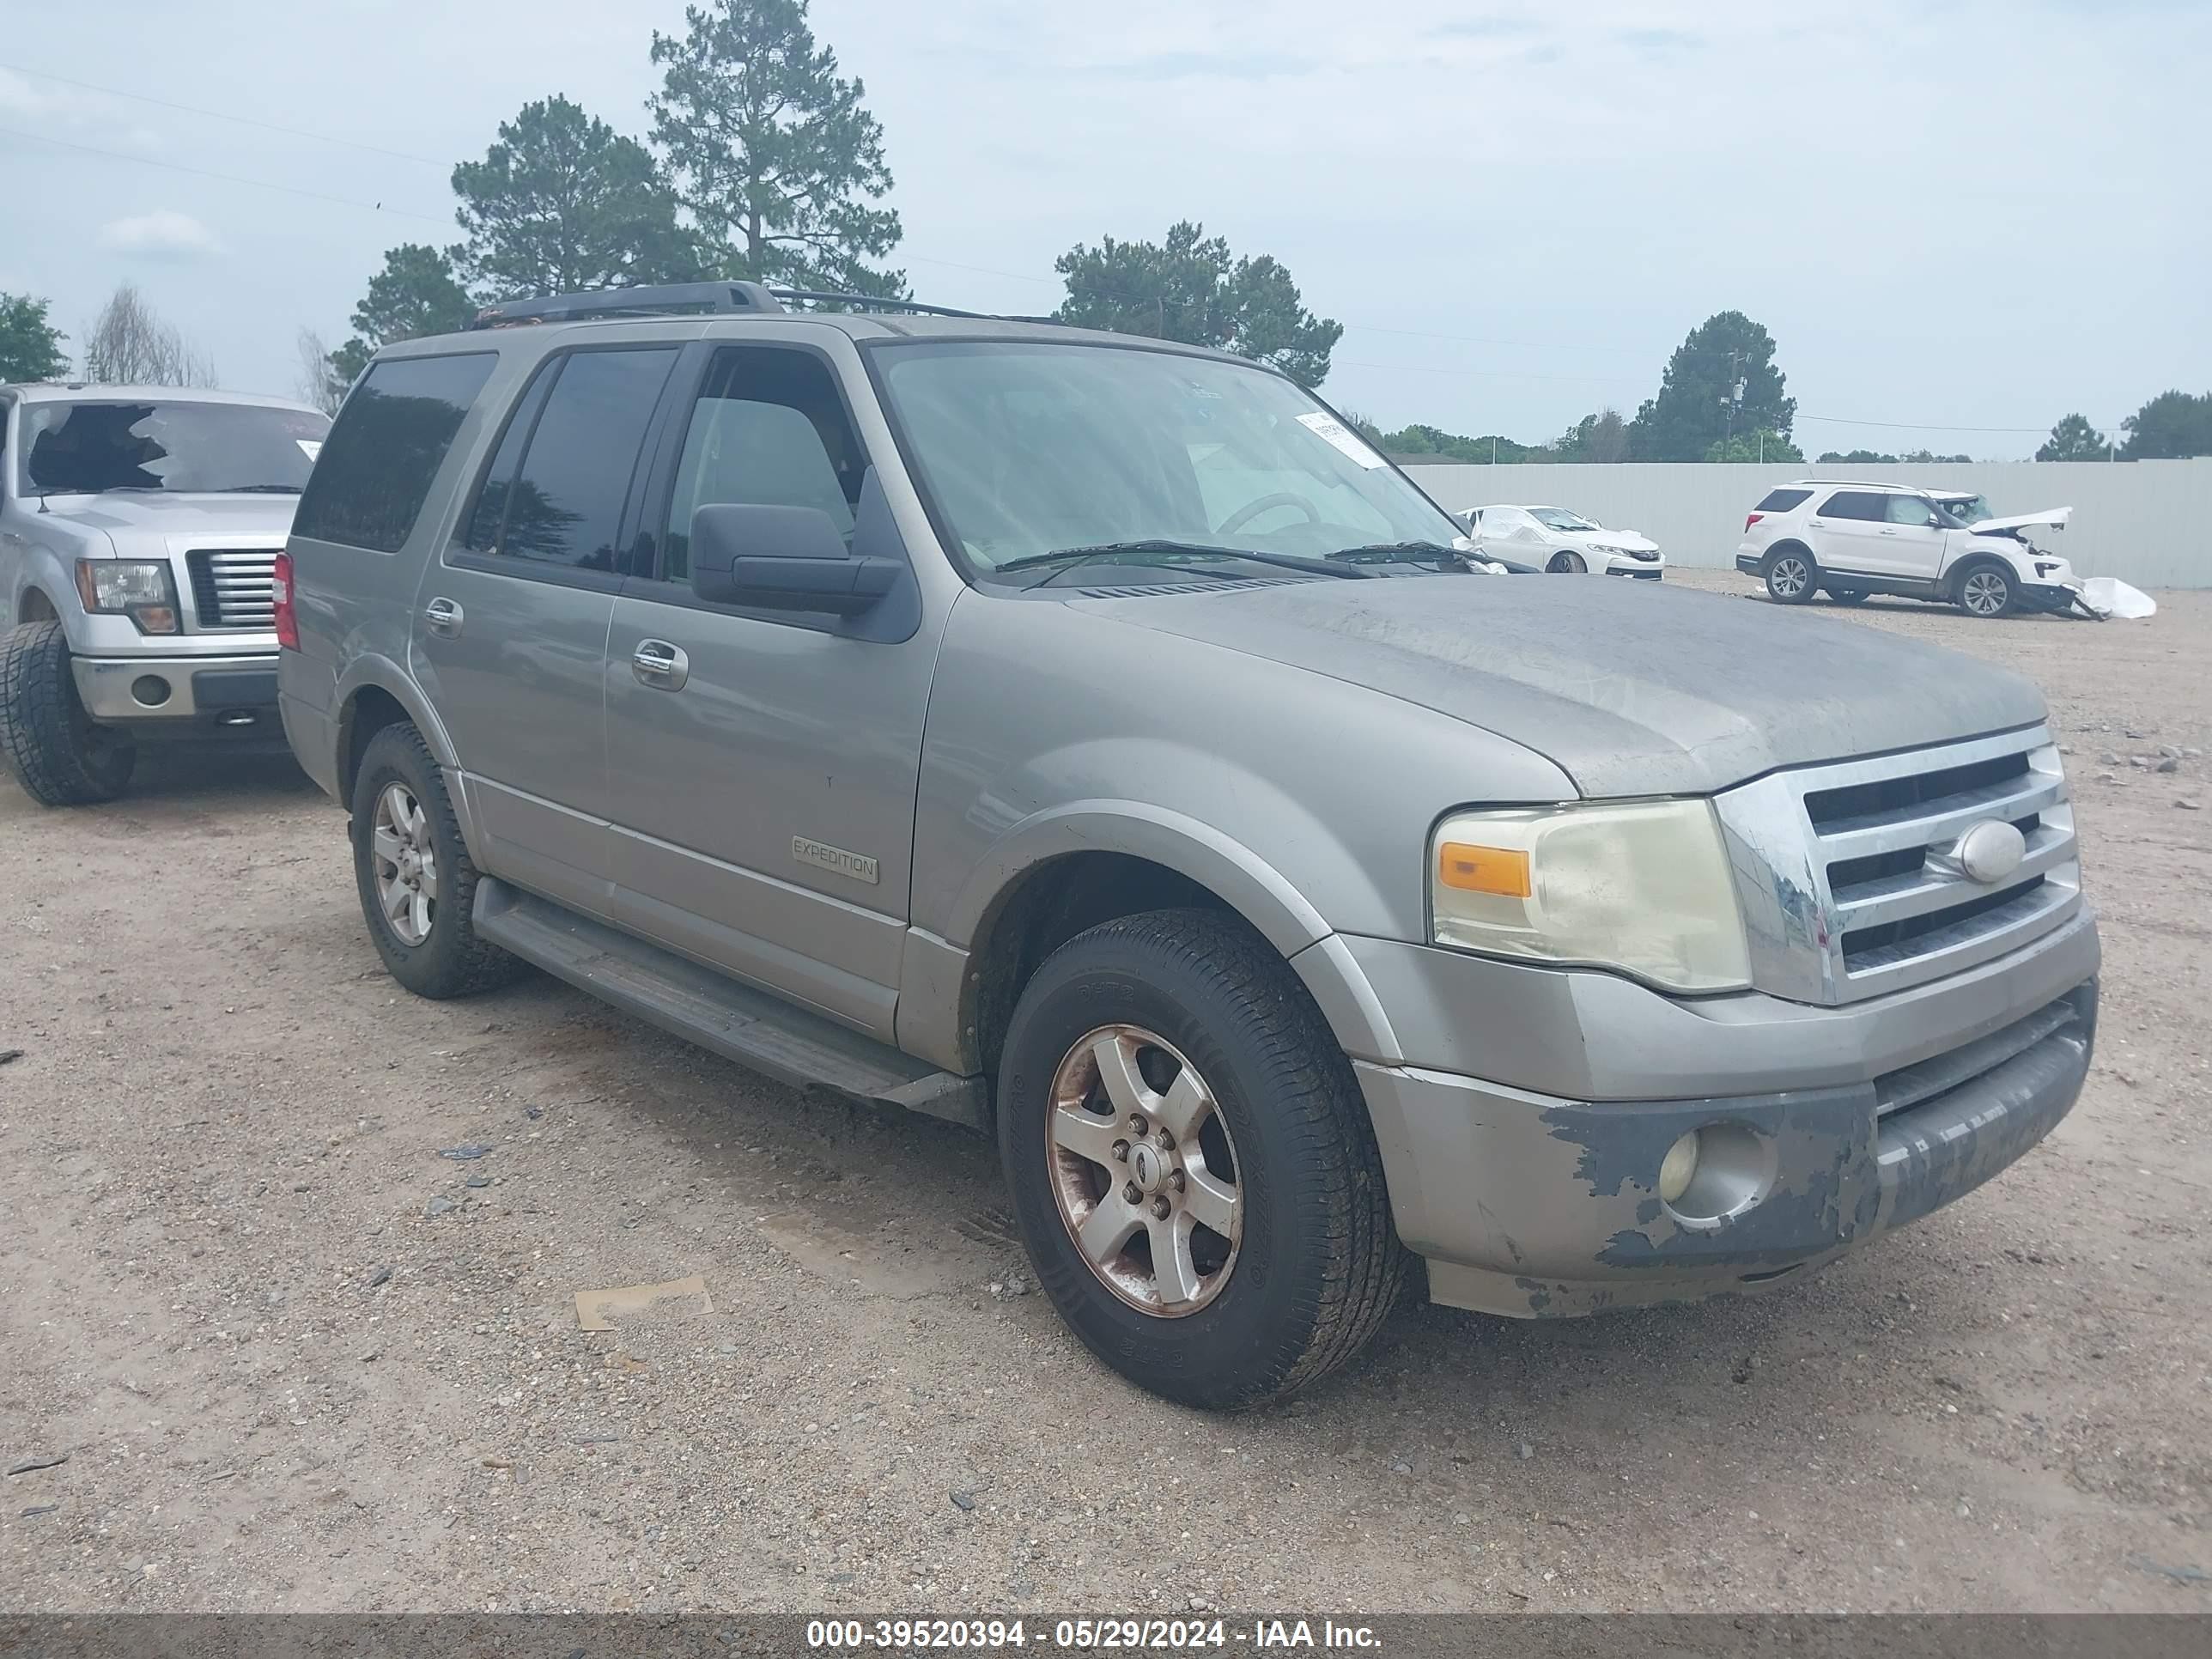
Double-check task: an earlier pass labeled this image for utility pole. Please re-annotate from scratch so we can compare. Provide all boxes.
[1490,434,1498,465]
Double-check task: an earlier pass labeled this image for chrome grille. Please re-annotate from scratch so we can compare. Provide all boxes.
[185,549,278,629]
[1717,726,2081,1006]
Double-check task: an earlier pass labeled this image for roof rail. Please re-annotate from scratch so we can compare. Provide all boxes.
[466,281,785,329]
[768,288,996,319]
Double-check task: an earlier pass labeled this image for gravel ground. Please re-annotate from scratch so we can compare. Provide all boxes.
[2,571,2207,1615]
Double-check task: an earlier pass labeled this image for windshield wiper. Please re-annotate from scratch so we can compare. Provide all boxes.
[996,539,1370,588]
[1326,540,1469,566]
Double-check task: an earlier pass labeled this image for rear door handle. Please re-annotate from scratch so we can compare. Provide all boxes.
[422,597,463,636]
[631,639,690,690]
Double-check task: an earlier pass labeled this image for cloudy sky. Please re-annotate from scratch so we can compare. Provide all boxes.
[3,0,2205,457]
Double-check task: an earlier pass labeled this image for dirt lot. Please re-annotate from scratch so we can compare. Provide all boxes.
[3,571,2207,1615]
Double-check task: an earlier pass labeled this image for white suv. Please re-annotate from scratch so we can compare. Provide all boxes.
[1735,481,2079,618]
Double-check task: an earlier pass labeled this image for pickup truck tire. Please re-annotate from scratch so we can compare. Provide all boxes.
[996,909,1406,1408]
[349,722,523,999]
[1954,562,2018,619]
[1763,547,1817,604]
[0,620,137,806]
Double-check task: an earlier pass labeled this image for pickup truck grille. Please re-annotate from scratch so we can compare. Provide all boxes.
[1717,726,2081,1006]
[185,549,278,629]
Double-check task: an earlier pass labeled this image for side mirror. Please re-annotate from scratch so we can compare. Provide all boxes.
[1924,514,1943,528]
[690,502,901,614]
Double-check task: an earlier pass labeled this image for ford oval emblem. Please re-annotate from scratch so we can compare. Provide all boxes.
[1956,820,2027,885]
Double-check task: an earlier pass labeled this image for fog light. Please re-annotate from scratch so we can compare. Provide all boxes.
[131,675,173,708]
[1657,1132,1699,1204]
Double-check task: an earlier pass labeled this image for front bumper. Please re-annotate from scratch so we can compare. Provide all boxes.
[1599,552,1665,579]
[1342,917,2099,1318]
[72,653,281,731]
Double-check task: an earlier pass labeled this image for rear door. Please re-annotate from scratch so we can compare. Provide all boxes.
[1806,489,1888,575]
[411,343,679,914]
[599,339,935,1042]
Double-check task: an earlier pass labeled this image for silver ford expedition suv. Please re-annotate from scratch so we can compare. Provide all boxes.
[1,384,330,804]
[276,283,2099,1408]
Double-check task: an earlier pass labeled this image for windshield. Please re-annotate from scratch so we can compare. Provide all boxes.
[872,341,1463,573]
[1528,507,1600,532]
[19,400,329,496]
[1934,494,1992,525]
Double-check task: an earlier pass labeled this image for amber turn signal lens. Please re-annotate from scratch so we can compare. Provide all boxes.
[1437,842,1532,898]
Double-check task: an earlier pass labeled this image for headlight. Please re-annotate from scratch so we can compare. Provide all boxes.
[1431,799,1751,992]
[75,560,180,635]
[1589,544,1626,556]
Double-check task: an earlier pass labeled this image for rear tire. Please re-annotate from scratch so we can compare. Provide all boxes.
[1547,550,1588,574]
[349,722,523,999]
[996,908,1406,1409]
[1955,563,2017,619]
[0,621,137,805]
[1763,548,1817,604]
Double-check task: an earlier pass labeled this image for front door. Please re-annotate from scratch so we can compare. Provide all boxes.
[1869,493,1950,582]
[601,342,939,1042]
[413,343,680,913]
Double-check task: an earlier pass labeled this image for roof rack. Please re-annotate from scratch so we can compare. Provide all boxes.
[768,288,994,319]
[467,281,784,329]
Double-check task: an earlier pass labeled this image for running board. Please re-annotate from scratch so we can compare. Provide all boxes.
[471,878,987,1131]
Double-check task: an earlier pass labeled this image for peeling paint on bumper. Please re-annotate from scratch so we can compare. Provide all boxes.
[1358,979,2096,1319]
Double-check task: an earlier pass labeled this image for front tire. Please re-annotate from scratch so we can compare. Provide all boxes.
[349,723,522,999]
[1764,548,1817,604]
[997,909,1406,1409]
[0,621,137,805]
[1956,563,2017,618]
[1547,550,1588,574]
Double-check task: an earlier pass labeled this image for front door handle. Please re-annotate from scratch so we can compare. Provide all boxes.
[422,597,464,636]
[631,640,690,690]
[1879,527,1899,536]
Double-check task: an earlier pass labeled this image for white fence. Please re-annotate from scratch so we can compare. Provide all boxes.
[1402,458,2212,590]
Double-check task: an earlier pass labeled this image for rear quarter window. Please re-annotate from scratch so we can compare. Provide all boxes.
[1754,488,1812,513]
[295,353,497,552]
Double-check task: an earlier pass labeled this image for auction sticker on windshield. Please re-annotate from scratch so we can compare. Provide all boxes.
[1295,411,1387,468]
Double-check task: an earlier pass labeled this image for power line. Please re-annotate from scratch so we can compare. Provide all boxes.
[1794,411,2050,434]
[0,60,448,167]
[0,125,451,224]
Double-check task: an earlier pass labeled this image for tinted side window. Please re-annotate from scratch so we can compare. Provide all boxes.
[493,348,678,571]
[1819,490,1884,521]
[462,361,560,552]
[659,348,864,583]
[295,354,496,552]
[1754,488,1812,513]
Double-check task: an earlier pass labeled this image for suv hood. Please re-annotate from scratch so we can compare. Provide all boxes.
[1079,575,2046,797]
[1969,507,2070,536]
[33,492,299,544]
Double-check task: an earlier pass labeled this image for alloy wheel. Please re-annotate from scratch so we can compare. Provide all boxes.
[1962,571,2009,616]
[1770,556,1810,599]
[1046,1024,1243,1316]
[370,782,439,946]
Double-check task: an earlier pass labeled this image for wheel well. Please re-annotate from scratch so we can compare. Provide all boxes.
[17,587,59,623]
[1945,552,2013,596]
[965,853,1232,1077]
[337,685,413,806]
[1765,539,1813,568]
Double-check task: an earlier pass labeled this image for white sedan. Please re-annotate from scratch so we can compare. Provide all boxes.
[1462,504,1666,577]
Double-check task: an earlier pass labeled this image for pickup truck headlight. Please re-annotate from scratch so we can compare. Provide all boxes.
[1431,800,1751,993]
[75,560,180,635]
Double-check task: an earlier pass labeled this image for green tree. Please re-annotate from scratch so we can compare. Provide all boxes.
[649,0,904,295]
[1055,221,1342,388]
[1704,428,1803,464]
[0,292,69,382]
[2034,414,2108,461]
[1553,408,1629,463]
[329,245,477,388]
[1628,311,1796,461]
[451,95,702,299]
[1376,423,1537,462]
[2118,390,2212,459]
